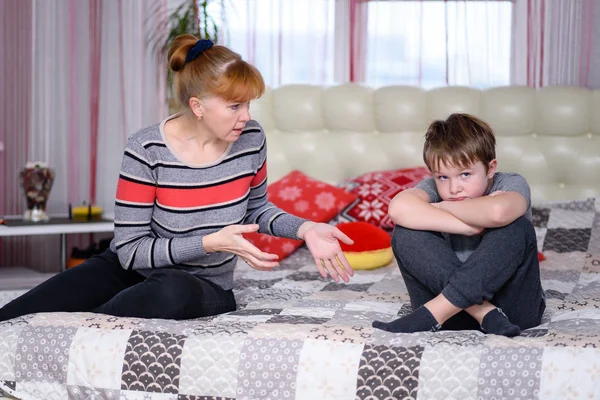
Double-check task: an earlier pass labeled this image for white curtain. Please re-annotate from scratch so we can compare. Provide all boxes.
[216,0,513,88]
[95,0,169,212]
[215,0,337,87]
[1,0,168,271]
[364,0,512,88]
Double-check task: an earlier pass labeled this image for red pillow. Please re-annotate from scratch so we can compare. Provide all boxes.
[243,170,358,260]
[339,167,432,230]
[336,221,392,252]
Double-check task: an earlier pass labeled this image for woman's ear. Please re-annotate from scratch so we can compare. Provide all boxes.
[188,97,204,120]
[487,159,497,178]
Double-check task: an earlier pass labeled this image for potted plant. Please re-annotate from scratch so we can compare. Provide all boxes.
[149,0,226,112]
[151,0,221,53]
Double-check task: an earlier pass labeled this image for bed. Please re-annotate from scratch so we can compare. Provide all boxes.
[1,84,599,399]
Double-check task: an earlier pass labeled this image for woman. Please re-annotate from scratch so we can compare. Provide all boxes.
[0,35,354,322]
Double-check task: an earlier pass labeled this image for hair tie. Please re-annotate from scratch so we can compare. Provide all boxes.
[185,39,214,64]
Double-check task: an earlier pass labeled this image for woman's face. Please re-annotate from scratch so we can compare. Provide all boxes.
[197,96,251,142]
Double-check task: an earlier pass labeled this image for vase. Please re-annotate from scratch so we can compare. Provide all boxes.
[19,162,55,222]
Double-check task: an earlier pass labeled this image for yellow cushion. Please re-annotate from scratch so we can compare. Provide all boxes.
[344,247,394,270]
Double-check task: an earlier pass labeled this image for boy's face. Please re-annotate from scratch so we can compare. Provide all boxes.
[432,159,497,201]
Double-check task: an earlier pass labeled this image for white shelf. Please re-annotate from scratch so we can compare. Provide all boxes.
[0,214,115,272]
[0,214,114,237]
[0,222,114,237]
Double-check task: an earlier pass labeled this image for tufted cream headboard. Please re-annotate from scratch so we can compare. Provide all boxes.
[250,84,600,204]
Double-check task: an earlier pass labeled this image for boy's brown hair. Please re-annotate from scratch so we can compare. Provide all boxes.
[423,113,496,173]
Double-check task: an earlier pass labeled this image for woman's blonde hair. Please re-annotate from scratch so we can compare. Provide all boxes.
[167,34,265,108]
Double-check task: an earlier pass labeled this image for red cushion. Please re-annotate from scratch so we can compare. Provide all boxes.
[340,167,432,230]
[336,221,391,252]
[243,170,358,259]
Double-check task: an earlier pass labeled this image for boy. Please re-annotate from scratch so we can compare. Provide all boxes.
[372,113,545,337]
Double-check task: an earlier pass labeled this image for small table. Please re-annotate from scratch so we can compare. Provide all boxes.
[0,215,114,272]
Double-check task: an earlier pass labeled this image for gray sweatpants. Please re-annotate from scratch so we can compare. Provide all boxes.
[391,216,546,330]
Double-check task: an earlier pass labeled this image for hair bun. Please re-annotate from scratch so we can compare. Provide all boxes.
[185,40,214,64]
[168,34,199,72]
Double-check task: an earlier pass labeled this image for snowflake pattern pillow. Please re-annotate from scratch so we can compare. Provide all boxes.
[243,170,359,259]
[338,167,432,230]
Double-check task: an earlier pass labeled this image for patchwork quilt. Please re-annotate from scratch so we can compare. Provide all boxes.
[0,198,599,400]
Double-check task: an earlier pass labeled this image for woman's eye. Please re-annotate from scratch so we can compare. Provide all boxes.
[231,104,240,111]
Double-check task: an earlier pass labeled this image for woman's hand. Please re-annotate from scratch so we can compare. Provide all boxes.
[298,222,355,283]
[203,224,280,271]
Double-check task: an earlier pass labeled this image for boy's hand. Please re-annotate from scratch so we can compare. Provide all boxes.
[430,202,483,235]
[431,201,455,211]
[466,225,485,236]
[389,188,486,235]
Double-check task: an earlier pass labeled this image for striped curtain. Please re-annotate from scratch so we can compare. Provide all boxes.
[0,0,168,271]
[512,0,595,87]
[0,0,33,268]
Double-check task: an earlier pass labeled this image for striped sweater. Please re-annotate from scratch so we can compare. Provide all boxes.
[109,117,307,290]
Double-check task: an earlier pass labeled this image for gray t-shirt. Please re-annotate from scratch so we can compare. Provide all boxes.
[415,172,532,262]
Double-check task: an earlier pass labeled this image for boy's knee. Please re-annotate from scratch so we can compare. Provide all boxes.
[391,225,408,248]
[391,225,419,256]
[391,225,440,266]
[511,215,534,229]
[505,216,536,242]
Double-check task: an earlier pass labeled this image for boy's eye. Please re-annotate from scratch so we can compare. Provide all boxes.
[461,172,471,178]
[436,176,448,181]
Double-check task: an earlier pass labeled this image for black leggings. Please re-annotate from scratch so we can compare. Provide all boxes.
[0,249,236,322]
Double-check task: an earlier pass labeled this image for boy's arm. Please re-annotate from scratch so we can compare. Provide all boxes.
[435,191,528,228]
[388,188,484,235]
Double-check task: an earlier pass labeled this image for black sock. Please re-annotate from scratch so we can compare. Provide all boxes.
[481,308,521,337]
[372,306,442,333]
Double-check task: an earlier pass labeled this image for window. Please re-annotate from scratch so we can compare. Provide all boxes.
[209,0,513,88]
[365,1,513,88]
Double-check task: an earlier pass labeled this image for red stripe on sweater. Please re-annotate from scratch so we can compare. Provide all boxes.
[116,178,156,203]
[250,161,267,187]
[157,176,253,208]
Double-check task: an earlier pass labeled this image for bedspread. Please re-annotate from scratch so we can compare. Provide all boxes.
[1,198,599,400]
